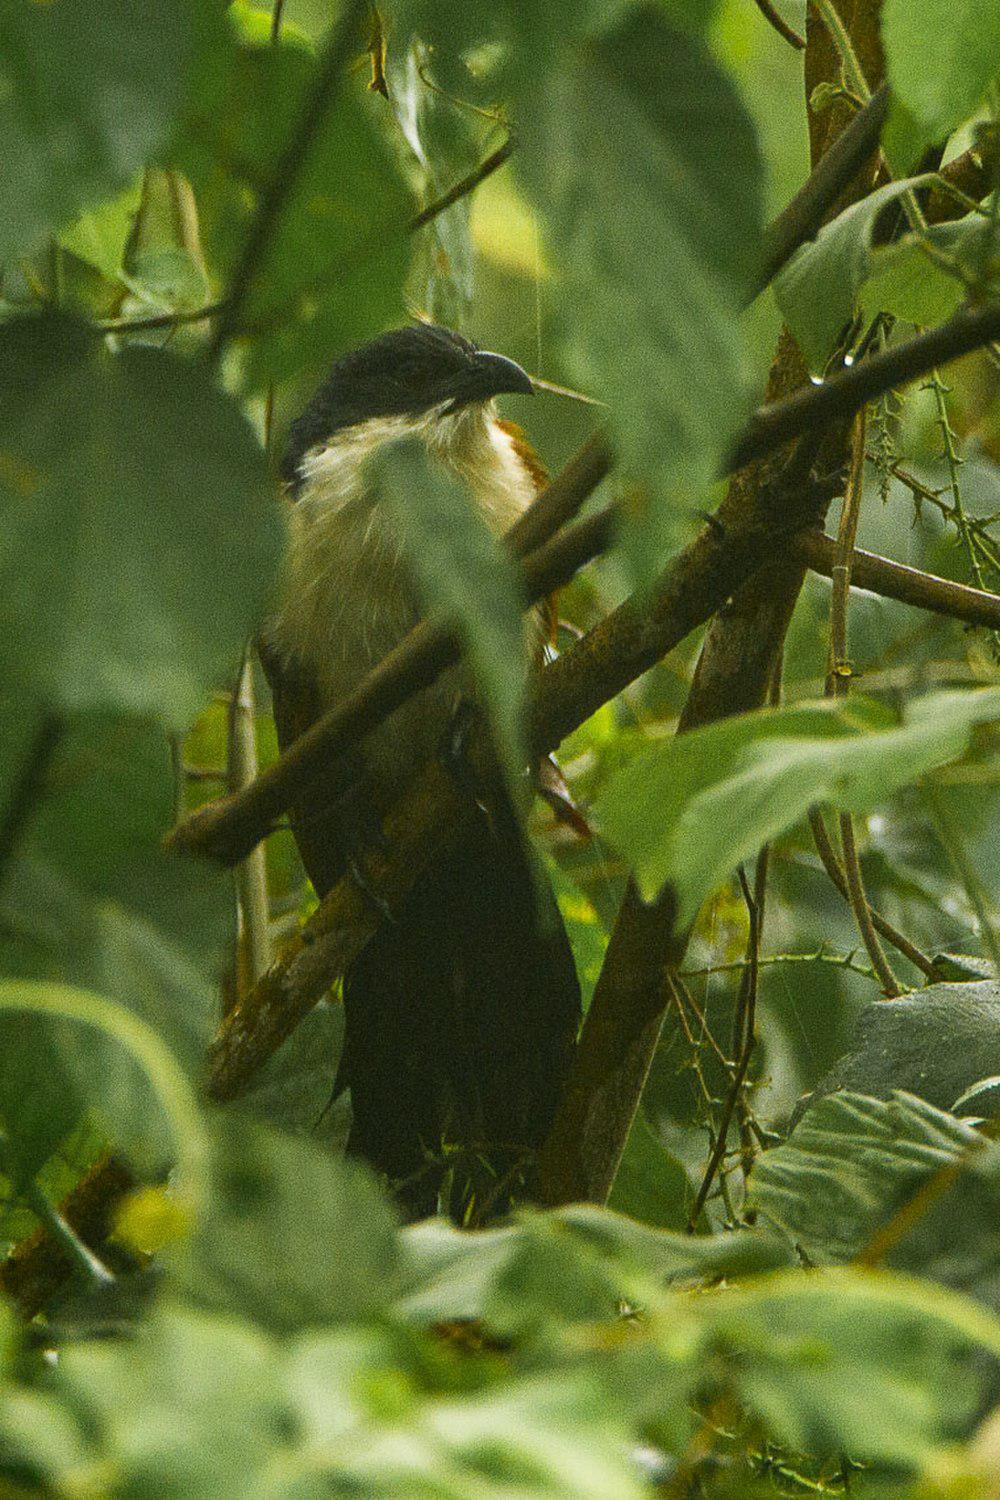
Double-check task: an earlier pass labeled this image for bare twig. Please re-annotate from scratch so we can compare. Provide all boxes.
[793,532,1000,630]
[807,807,937,978]
[753,0,805,50]
[228,652,273,993]
[410,138,514,231]
[824,412,901,995]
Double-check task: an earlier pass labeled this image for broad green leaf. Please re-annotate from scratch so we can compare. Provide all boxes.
[173,31,411,388]
[775,176,929,370]
[520,5,764,577]
[800,981,1000,1118]
[595,687,1000,923]
[749,1090,986,1262]
[374,440,528,785]
[237,1001,350,1149]
[0,980,207,1200]
[0,315,281,726]
[167,1117,399,1334]
[397,1206,794,1325]
[709,1269,986,1465]
[860,212,998,326]
[58,182,143,284]
[883,0,1000,138]
[608,1111,693,1230]
[0,0,197,260]
[55,1301,285,1496]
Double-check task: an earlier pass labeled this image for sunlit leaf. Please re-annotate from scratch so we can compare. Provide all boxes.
[883,0,1000,138]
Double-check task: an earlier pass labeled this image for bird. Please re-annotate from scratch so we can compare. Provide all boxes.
[260,323,582,1218]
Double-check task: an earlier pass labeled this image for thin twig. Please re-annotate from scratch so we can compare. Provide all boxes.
[753,0,805,49]
[825,411,902,995]
[228,651,273,994]
[206,0,370,363]
[808,808,937,978]
[410,138,514,231]
[98,302,224,335]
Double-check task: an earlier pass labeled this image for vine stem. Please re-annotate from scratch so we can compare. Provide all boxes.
[826,410,903,996]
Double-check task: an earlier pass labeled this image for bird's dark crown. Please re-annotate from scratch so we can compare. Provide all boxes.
[281,324,532,493]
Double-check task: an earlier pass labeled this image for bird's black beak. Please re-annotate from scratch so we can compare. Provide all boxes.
[468,350,535,400]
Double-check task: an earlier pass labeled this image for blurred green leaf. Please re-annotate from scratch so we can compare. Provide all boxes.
[0,314,280,726]
[375,440,528,785]
[775,177,928,370]
[0,0,197,261]
[709,1270,986,1465]
[58,183,143,284]
[173,30,411,388]
[595,688,1000,923]
[883,0,1000,138]
[521,4,764,577]
[168,1117,400,1334]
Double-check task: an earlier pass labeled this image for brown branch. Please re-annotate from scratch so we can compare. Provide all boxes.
[754,82,888,297]
[206,0,370,362]
[728,302,1000,471]
[795,531,1000,630]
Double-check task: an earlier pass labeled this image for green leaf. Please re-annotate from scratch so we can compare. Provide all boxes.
[709,1270,986,1464]
[58,183,143,284]
[54,1301,285,1495]
[520,5,764,577]
[859,211,999,327]
[0,314,281,726]
[375,440,528,784]
[607,1111,693,1230]
[595,687,1000,923]
[749,1089,985,1262]
[173,31,411,388]
[775,176,928,370]
[800,980,1000,1118]
[0,980,208,1198]
[883,0,1000,138]
[167,1117,400,1334]
[0,0,197,260]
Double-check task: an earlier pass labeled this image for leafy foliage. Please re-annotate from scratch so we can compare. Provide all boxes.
[1,0,1000,1493]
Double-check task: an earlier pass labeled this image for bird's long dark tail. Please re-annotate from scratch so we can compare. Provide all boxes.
[337,801,581,1219]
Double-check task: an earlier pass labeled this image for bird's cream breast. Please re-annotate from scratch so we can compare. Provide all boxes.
[268,405,539,802]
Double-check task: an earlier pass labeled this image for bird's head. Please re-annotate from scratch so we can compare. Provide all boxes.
[281,324,534,497]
